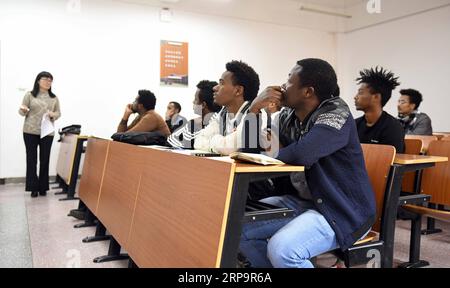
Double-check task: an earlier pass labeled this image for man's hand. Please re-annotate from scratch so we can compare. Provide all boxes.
[248,86,284,114]
[165,110,175,121]
[123,104,134,120]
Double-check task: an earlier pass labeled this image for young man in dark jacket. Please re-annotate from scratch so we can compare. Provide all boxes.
[240,58,376,268]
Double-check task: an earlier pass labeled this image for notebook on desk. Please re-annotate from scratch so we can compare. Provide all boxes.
[230,152,284,165]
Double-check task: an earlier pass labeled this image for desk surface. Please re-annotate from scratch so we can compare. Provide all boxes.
[394,154,448,165]
[209,156,304,173]
[143,146,305,173]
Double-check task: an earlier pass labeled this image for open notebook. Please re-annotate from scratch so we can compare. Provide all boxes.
[229,152,284,166]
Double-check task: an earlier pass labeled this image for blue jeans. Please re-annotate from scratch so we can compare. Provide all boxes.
[239,195,339,268]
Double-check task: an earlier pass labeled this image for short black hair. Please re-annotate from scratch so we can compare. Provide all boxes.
[296,58,338,102]
[137,90,156,110]
[225,60,260,102]
[400,89,423,110]
[356,67,400,107]
[170,101,182,113]
[196,80,221,112]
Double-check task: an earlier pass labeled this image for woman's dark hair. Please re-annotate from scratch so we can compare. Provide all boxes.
[196,80,221,112]
[31,71,56,98]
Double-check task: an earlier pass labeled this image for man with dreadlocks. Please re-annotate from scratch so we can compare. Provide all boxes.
[354,67,405,153]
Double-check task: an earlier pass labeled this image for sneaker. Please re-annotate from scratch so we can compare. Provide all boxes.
[31,191,38,198]
[39,191,47,196]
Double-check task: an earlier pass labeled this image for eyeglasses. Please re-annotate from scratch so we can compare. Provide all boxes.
[40,78,53,83]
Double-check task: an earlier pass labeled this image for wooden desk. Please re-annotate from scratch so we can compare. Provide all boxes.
[55,134,79,184]
[55,134,89,200]
[381,154,448,268]
[95,141,147,248]
[81,141,303,267]
[405,135,438,153]
[78,138,110,214]
[394,154,448,165]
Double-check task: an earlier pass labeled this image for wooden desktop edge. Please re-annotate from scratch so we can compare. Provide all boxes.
[394,154,449,165]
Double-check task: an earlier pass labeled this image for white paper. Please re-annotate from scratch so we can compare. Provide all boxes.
[40,113,55,138]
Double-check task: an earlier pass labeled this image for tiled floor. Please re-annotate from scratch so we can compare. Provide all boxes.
[0,183,127,268]
[0,183,449,268]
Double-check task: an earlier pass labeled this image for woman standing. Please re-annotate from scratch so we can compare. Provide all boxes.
[19,71,61,197]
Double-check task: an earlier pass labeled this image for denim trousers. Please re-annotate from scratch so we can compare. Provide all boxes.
[239,194,339,268]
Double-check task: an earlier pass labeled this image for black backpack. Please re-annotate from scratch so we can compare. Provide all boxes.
[111,131,168,146]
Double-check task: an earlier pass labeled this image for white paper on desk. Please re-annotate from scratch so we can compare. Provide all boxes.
[40,113,55,138]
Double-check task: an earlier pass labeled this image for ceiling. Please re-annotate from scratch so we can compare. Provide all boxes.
[115,0,450,32]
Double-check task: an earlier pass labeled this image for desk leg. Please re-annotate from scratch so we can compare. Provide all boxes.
[74,207,96,228]
[380,165,404,268]
[128,258,138,268]
[51,175,63,189]
[398,214,430,268]
[93,237,129,263]
[83,221,110,243]
[54,180,68,195]
[421,203,442,235]
[220,174,250,268]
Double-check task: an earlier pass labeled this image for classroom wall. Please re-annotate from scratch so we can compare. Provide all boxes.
[337,4,450,131]
[0,0,336,178]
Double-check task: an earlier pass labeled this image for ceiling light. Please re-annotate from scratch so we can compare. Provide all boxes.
[299,5,352,19]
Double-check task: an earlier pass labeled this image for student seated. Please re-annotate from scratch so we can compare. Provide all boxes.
[239,58,375,268]
[354,67,405,152]
[165,101,188,133]
[117,89,170,136]
[194,60,267,155]
[397,89,433,135]
[167,80,221,149]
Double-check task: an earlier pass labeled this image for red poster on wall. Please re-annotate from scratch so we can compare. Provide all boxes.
[160,40,189,87]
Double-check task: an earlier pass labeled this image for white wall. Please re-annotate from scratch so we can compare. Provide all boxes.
[337,4,450,131]
[0,0,336,178]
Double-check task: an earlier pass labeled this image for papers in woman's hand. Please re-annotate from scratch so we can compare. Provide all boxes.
[41,113,55,138]
[229,152,284,165]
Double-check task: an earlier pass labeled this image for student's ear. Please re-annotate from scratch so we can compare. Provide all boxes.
[202,101,207,109]
[373,93,382,104]
[235,85,244,98]
[305,87,315,98]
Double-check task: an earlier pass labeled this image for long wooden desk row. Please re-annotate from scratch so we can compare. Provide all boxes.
[54,134,89,200]
[78,138,447,268]
[78,138,303,268]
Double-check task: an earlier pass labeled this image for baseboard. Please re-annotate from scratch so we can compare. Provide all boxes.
[0,176,57,185]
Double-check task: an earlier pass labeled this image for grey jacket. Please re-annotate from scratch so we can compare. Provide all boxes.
[398,111,433,135]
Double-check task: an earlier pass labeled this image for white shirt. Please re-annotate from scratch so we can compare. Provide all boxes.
[194,101,269,155]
